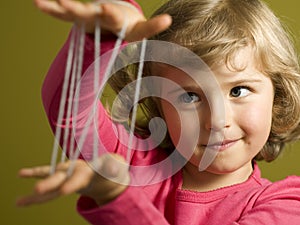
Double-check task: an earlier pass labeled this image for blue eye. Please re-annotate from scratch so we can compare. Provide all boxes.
[180,92,200,103]
[230,86,250,98]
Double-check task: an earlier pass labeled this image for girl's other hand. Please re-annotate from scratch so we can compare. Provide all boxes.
[33,0,172,41]
[17,153,130,206]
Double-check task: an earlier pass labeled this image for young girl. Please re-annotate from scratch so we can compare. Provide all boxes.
[18,0,300,224]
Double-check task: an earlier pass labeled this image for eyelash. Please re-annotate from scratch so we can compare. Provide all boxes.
[230,86,251,98]
[177,86,251,104]
[179,92,200,103]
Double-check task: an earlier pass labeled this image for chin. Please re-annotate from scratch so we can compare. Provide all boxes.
[190,155,248,175]
[205,164,240,175]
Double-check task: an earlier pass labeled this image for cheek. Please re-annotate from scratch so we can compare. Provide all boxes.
[239,100,273,142]
[161,100,200,155]
[161,100,181,145]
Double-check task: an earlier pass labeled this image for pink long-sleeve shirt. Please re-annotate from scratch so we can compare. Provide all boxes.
[41,1,300,224]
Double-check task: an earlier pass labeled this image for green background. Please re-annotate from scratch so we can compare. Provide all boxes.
[2,0,300,224]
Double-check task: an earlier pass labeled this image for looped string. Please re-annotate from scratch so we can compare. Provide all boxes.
[126,38,147,162]
[68,23,86,161]
[62,23,86,163]
[49,26,76,175]
[58,1,146,176]
[49,22,86,175]
[48,0,146,176]
[93,17,101,161]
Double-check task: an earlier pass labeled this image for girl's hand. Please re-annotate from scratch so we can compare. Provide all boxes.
[17,153,130,206]
[34,0,172,41]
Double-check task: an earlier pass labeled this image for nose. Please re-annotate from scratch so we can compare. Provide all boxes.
[203,97,231,131]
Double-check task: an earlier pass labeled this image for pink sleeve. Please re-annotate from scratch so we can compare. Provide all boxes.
[232,176,300,225]
[77,186,170,225]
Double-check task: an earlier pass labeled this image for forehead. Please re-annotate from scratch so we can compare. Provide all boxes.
[151,46,262,82]
[211,45,260,72]
[151,64,219,98]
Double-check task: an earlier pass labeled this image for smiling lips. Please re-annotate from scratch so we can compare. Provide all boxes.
[202,139,239,151]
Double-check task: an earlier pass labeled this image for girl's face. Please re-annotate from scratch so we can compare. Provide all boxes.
[156,46,274,174]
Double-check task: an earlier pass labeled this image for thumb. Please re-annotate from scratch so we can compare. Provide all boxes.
[92,153,130,185]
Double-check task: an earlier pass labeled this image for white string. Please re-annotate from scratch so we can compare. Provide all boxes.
[61,25,83,163]
[93,18,101,160]
[67,10,129,175]
[126,38,147,163]
[49,1,146,177]
[67,24,86,161]
[49,27,76,175]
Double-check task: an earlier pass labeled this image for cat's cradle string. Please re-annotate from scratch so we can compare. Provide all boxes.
[48,0,146,177]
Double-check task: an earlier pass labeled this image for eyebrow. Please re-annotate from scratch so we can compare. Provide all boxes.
[166,85,203,95]
[226,78,263,86]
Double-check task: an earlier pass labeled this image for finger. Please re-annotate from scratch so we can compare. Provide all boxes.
[18,165,51,178]
[58,0,99,20]
[55,160,71,170]
[60,163,94,195]
[64,154,128,195]
[98,3,135,31]
[34,171,67,194]
[126,14,172,41]
[16,190,60,207]
[95,154,130,184]
[34,0,70,20]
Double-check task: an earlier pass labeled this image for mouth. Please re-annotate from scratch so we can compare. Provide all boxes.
[202,139,239,151]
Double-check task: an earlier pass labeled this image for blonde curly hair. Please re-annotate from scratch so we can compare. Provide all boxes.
[109,0,300,162]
